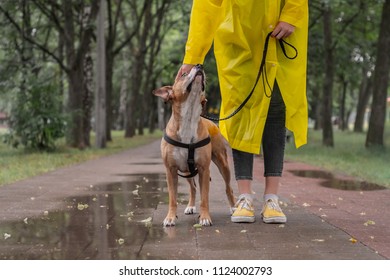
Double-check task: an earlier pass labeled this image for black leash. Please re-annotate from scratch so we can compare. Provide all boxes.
[163,132,211,178]
[201,31,298,122]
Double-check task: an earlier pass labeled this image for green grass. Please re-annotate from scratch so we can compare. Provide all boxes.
[285,126,390,188]
[0,130,163,187]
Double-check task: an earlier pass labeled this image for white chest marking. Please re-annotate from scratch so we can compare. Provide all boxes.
[173,89,203,172]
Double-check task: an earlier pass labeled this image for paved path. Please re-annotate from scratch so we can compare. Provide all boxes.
[0,140,388,260]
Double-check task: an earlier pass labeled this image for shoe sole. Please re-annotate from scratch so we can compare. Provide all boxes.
[262,216,287,224]
[231,216,256,223]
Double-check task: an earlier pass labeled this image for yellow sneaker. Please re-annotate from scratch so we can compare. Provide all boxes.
[231,195,255,223]
[261,198,287,224]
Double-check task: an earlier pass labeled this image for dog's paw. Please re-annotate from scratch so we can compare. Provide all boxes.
[163,216,177,227]
[184,206,197,215]
[198,216,213,226]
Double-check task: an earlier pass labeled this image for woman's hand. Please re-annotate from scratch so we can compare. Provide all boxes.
[271,21,295,39]
[175,64,195,81]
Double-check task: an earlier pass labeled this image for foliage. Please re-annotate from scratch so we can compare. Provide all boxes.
[3,74,67,150]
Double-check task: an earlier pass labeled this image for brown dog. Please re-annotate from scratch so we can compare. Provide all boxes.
[153,65,235,226]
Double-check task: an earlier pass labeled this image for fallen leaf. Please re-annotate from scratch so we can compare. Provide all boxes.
[279,201,288,207]
[240,230,247,233]
[302,203,311,207]
[364,220,376,226]
[77,203,88,211]
[4,233,11,240]
[141,217,152,223]
[215,229,220,233]
[349,237,357,243]
[193,224,202,229]
[23,218,28,224]
[117,238,125,245]
[132,190,139,196]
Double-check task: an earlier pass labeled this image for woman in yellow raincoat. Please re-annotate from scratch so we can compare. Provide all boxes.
[176,0,309,224]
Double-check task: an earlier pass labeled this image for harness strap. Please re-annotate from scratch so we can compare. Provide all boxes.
[163,132,211,178]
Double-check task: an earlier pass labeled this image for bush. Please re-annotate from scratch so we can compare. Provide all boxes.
[3,77,67,150]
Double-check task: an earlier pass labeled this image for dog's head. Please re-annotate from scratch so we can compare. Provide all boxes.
[153,64,207,106]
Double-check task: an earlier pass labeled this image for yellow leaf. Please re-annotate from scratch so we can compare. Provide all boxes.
[364,220,375,226]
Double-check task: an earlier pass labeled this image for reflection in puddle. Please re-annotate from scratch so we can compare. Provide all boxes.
[0,173,186,260]
[289,170,387,191]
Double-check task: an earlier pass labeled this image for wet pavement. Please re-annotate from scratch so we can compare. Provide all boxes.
[0,140,389,260]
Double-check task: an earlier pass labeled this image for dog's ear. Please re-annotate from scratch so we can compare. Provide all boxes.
[153,86,173,102]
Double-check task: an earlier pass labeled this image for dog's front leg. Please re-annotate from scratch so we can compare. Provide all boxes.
[198,168,212,226]
[184,178,197,215]
[164,168,178,226]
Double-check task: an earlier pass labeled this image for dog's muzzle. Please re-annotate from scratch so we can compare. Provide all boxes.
[187,64,205,92]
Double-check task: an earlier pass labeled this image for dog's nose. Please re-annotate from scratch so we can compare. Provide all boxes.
[195,64,203,70]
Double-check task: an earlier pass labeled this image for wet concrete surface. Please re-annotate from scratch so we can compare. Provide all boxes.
[0,140,388,260]
[0,173,189,260]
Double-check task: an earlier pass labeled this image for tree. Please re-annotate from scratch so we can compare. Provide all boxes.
[321,2,334,147]
[96,0,107,148]
[366,0,390,147]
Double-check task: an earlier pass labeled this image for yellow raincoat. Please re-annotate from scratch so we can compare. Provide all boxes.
[183,0,309,154]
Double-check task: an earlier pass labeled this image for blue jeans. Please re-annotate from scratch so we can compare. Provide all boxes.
[233,82,286,179]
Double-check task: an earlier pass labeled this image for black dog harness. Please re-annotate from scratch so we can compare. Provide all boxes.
[163,132,211,178]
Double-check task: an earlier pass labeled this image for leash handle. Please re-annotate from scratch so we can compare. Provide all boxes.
[201,32,298,122]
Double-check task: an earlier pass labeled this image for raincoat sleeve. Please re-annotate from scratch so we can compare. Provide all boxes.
[279,0,308,28]
[183,0,224,65]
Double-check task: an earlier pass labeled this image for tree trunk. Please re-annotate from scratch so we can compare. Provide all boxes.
[354,67,372,133]
[105,48,114,141]
[67,68,86,149]
[366,0,390,147]
[339,78,348,131]
[95,0,107,148]
[322,5,334,147]
[82,6,94,148]
[83,52,93,147]
[63,0,100,148]
[125,1,151,138]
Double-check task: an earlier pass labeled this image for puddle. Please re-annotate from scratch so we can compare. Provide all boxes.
[0,173,187,260]
[289,170,387,191]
